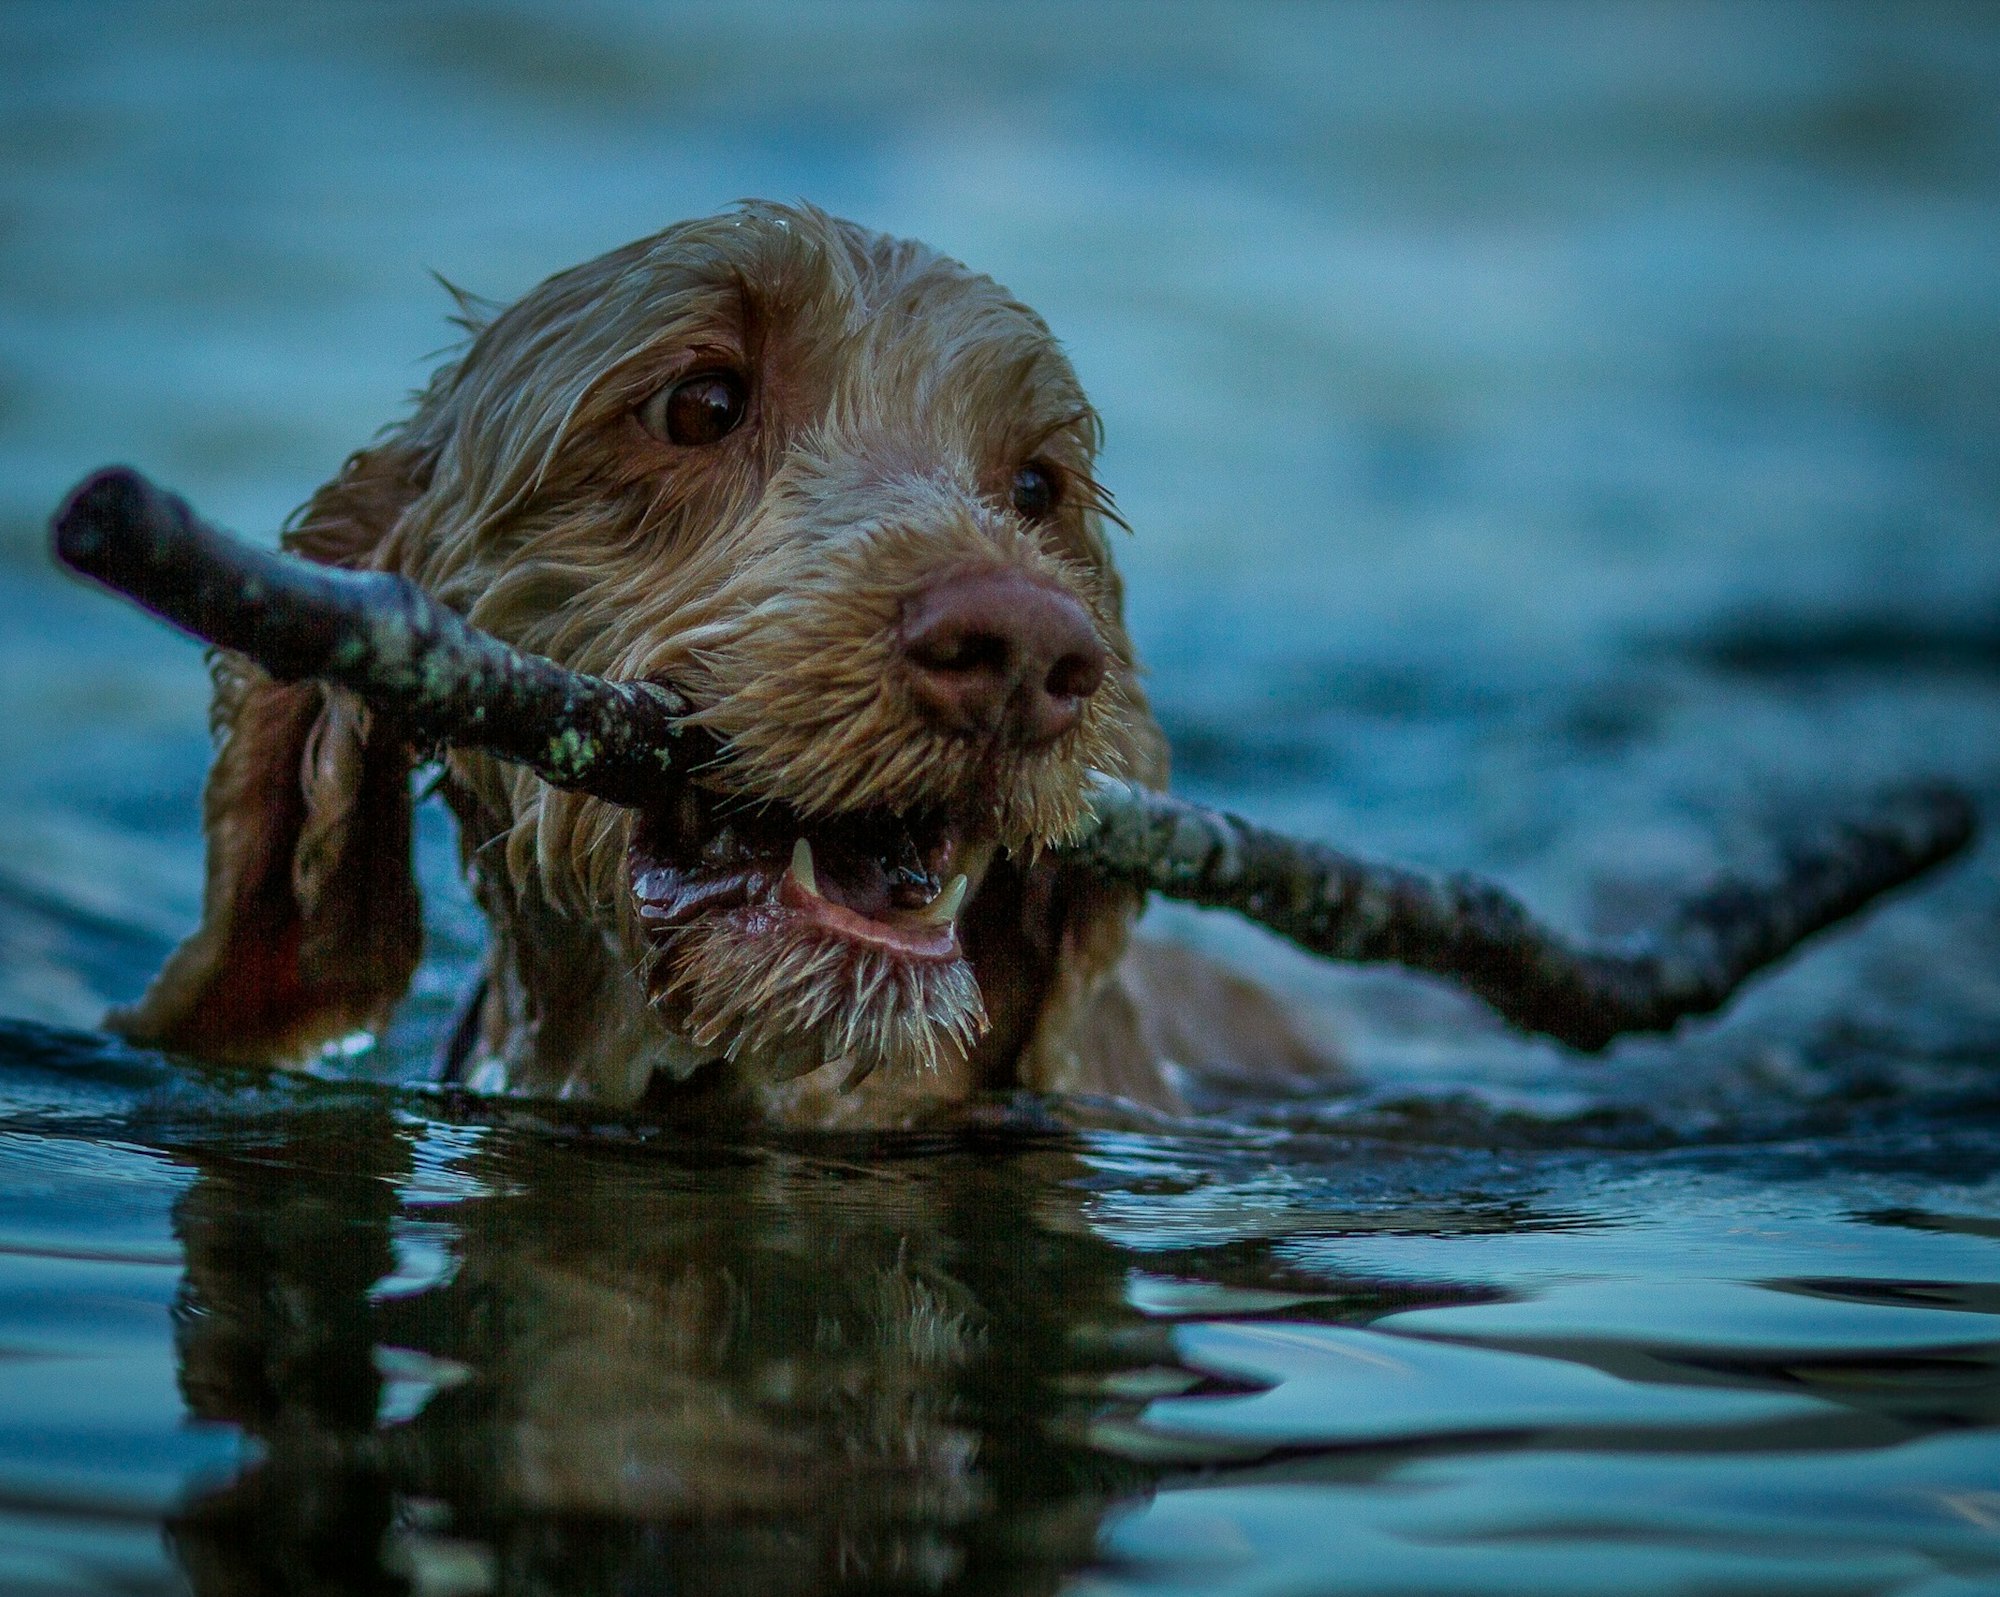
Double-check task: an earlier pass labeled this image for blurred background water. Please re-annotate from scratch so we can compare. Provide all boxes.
[0,3,1997,1593]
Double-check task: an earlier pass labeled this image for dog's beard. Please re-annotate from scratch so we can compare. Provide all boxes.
[649,908,987,1085]
[607,526,1135,1089]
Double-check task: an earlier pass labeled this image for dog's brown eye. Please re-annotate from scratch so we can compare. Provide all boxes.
[1011,461,1061,521]
[640,371,747,447]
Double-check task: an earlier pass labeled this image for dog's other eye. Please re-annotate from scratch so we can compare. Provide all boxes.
[1011,461,1061,521]
[639,371,747,447]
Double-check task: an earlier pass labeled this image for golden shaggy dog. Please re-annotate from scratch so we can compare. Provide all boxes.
[115,203,1326,1124]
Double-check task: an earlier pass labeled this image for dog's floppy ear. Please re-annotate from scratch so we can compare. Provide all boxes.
[962,730,1175,1106]
[966,858,1161,1101]
[111,445,432,1063]
[963,659,1176,1104]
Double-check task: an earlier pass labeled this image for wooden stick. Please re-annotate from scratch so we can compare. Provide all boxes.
[1071,774,1975,1050]
[50,466,1979,1050]
[53,467,690,806]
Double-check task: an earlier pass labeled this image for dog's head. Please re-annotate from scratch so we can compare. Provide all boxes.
[117,204,1167,1103]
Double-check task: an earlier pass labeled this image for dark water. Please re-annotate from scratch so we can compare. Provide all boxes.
[3,3,2000,1592]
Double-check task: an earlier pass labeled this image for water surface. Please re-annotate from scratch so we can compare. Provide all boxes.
[1,4,1997,1592]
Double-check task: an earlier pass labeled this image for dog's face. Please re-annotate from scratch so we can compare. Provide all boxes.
[120,204,1167,1104]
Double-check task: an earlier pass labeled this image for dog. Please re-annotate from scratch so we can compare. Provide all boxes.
[112,202,1331,1125]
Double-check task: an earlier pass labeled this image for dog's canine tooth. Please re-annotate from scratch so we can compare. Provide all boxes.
[915,872,968,926]
[788,836,820,897]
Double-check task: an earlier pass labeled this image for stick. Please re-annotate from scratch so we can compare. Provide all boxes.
[1071,775,1975,1050]
[50,467,1980,1050]
[53,467,690,806]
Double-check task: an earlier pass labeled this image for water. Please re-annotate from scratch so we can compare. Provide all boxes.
[1,3,1998,1591]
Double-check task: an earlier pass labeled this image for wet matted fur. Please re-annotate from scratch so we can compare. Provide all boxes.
[113,203,1328,1124]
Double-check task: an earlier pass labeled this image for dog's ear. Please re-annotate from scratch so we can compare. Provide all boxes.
[1027,866,1160,1101]
[111,445,432,1063]
[961,854,1159,1103]
[965,680,1176,1103]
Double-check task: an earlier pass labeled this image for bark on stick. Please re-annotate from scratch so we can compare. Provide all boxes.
[53,467,690,806]
[1070,775,1976,1051]
[50,466,1980,1051]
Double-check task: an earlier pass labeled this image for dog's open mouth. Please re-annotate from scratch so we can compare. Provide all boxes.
[626,783,991,1081]
[629,789,972,961]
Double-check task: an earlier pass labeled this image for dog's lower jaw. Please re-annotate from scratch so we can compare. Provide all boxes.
[457,857,1206,1126]
[468,976,985,1129]
[458,887,991,1122]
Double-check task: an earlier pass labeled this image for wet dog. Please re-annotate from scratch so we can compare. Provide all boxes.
[115,203,1327,1124]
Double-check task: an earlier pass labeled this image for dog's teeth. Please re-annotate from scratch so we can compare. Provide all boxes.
[917,873,968,926]
[788,837,820,897]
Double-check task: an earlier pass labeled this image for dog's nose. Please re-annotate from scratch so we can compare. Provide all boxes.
[899,566,1108,746]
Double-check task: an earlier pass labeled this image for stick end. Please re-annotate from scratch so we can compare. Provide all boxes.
[50,466,159,577]
[1871,778,1980,871]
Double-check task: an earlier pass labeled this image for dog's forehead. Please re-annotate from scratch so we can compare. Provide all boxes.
[681,207,1084,418]
[551,205,1089,438]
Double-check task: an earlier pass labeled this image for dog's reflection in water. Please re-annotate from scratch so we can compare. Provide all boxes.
[161,1106,1158,1595]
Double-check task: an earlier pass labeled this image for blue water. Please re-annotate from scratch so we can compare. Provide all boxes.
[2,3,1998,1592]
